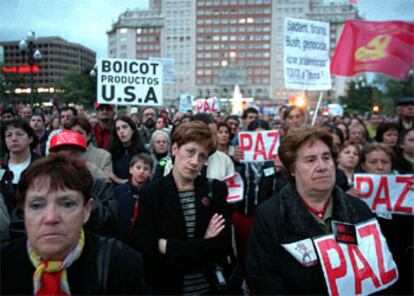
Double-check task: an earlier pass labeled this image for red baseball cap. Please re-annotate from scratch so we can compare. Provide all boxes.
[49,130,87,152]
[95,103,114,110]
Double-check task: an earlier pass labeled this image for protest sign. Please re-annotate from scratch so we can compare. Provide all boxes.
[195,97,221,113]
[179,94,193,113]
[238,130,279,162]
[149,57,176,84]
[284,17,331,90]
[222,173,244,204]
[314,219,398,296]
[354,174,414,216]
[97,58,163,106]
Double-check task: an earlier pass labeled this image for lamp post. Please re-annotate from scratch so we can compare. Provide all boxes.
[18,31,42,106]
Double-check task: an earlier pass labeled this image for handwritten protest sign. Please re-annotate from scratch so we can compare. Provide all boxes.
[222,173,244,204]
[238,130,279,162]
[314,219,398,296]
[195,97,221,113]
[284,17,331,90]
[179,94,193,113]
[354,174,414,216]
[97,58,163,106]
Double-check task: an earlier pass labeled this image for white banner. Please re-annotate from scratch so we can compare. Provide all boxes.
[179,94,193,113]
[97,58,163,106]
[314,219,398,296]
[238,130,280,162]
[284,17,331,90]
[195,97,221,113]
[149,57,176,84]
[222,173,244,204]
[354,174,414,216]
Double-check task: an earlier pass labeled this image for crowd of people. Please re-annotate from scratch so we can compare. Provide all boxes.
[0,96,413,295]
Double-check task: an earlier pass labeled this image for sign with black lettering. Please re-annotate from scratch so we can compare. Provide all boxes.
[97,58,163,106]
[284,17,331,90]
[354,174,414,216]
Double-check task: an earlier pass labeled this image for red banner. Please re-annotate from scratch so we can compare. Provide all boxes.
[330,20,414,80]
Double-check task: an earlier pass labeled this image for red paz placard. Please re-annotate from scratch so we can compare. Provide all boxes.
[222,173,244,204]
[314,219,398,296]
[195,97,221,113]
[354,174,414,216]
[238,130,279,162]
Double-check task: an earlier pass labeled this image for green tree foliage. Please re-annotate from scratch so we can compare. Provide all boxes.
[340,73,414,115]
[56,67,96,106]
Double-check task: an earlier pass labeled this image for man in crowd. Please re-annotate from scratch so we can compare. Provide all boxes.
[397,96,414,132]
[366,112,382,140]
[93,103,114,149]
[139,106,157,149]
[45,106,78,155]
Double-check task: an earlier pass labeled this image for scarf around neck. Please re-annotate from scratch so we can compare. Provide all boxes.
[28,229,85,296]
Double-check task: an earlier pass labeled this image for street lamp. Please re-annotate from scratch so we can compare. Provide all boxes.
[19,31,42,106]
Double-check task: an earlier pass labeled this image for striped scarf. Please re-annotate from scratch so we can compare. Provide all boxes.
[28,229,85,296]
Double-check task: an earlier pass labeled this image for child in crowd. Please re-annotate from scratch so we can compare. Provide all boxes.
[114,153,153,242]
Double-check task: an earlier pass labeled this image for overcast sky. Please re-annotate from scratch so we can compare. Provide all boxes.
[0,0,413,59]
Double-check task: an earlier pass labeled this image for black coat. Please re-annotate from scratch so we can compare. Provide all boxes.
[1,232,148,295]
[130,173,233,294]
[247,183,374,295]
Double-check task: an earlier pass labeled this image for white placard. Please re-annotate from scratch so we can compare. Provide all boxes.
[314,219,398,296]
[354,174,414,216]
[238,130,280,162]
[195,97,221,113]
[179,94,193,113]
[284,17,331,90]
[97,58,163,106]
[149,57,176,84]
[222,173,244,204]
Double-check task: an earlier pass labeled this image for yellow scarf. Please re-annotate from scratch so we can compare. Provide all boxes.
[28,229,85,296]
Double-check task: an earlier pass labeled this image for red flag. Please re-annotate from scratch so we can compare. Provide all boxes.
[330,20,414,80]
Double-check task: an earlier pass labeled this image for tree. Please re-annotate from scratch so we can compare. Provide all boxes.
[339,78,375,115]
[56,67,96,106]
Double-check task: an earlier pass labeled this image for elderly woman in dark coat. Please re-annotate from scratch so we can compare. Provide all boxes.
[247,127,376,295]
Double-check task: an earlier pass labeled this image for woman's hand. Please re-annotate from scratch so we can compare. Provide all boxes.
[346,187,364,198]
[232,147,244,163]
[106,171,128,185]
[204,213,225,239]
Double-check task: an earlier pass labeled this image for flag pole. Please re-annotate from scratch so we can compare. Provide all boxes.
[311,91,324,126]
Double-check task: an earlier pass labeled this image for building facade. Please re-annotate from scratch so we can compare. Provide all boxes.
[0,37,96,95]
[107,0,358,103]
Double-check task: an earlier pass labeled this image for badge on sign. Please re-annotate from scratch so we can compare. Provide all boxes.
[331,221,358,246]
[281,238,318,267]
[263,166,275,177]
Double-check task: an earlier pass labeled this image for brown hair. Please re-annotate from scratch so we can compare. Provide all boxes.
[338,140,361,157]
[63,116,92,135]
[171,121,216,155]
[17,154,93,205]
[278,127,335,181]
[130,153,154,170]
[360,142,393,165]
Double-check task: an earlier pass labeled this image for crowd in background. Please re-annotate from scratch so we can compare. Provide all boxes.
[0,96,413,294]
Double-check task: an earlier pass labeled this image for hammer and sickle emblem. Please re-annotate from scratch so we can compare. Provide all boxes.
[354,35,391,62]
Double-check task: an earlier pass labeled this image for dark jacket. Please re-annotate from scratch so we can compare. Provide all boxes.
[247,183,374,295]
[234,161,276,216]
[130,173,233,294]
[114,182,141,242]
[0,152,40,215]
[1,231,148,295]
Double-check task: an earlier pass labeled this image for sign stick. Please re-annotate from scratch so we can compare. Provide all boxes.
[311,91,324,126]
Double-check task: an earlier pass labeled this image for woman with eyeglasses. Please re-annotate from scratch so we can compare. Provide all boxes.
[130,121,233,294]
